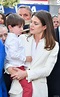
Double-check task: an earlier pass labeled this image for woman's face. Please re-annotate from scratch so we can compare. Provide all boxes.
[0,15,4,24]
[30,16,46,35]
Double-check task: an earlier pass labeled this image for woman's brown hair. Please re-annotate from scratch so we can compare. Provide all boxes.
[30,10,56,50]
[0,13,6,25]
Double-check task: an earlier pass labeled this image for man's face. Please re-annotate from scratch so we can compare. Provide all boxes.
[17,8,31,21]
[53,16,59,29]
[0,27,8,43]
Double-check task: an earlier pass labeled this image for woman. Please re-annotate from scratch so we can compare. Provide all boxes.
[11,10,59,97]
[0,13,6,25]
[0,39,7,97]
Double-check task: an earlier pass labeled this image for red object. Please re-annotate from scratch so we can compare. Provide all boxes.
[19,66,33,97]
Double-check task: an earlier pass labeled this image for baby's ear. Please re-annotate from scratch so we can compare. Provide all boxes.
[8,25,12,30]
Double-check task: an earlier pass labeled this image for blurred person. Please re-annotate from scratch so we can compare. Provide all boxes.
[52,15,59,29]
[17,5,32,34]
[0,24,12,96]
[47,8,60,97]
[17,5,32,21]
[5,13,32,97]
[10,10,59,97]
[0,13,6,25]
[0,13,11,95]
[0,39,8,97]
[0,24,8,43]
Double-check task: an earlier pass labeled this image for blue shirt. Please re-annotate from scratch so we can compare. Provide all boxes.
[0,40,7,97]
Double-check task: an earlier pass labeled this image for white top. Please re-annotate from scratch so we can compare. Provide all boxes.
[9,34,59,97]
[31,38,45,62]
[27,37,59,81]
[5,33,26,70]
[19,34,59,80]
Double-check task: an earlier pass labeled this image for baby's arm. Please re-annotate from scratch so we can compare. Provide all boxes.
[26,56,32,62]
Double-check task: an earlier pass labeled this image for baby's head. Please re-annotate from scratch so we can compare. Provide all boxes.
[6,13,25,36]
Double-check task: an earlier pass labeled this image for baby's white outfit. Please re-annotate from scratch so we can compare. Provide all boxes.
[5,33,26,97]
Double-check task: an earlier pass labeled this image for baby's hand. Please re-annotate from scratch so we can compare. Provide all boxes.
[26,56,32,62]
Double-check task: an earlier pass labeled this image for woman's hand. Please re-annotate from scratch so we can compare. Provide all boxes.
[11,67,28,80]
[26,56,32,62]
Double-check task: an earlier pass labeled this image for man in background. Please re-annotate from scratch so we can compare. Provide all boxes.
[0,24,12,96]
[17,5,32,33]
[52,15,59,29]
[47,8,60,97]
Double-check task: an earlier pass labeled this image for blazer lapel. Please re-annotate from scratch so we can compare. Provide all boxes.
[30,38,45,66]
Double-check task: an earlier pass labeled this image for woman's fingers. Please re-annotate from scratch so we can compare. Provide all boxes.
[12,67,19,71]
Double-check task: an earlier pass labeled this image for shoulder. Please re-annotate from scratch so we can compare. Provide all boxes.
[19,34,28,39]
[7,33,16,40]
[0,40,3,46]
[0,40,5,55]
[19,34,33,41]
[5,33,18,45]
[55,41,59,48]
[18,34,28,43]
[0,40,4,49]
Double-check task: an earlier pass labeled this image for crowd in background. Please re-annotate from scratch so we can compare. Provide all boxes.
[0,5,60,97]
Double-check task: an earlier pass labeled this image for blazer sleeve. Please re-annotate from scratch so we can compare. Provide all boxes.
[0,40,5,78]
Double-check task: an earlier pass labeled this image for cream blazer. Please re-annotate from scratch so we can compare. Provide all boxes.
[19,34,59,97]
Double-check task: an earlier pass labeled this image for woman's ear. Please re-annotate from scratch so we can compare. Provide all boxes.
[43,25,47,30]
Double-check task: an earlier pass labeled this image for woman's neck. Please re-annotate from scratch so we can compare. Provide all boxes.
[34,33,44,47]
[34,33,43,42]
